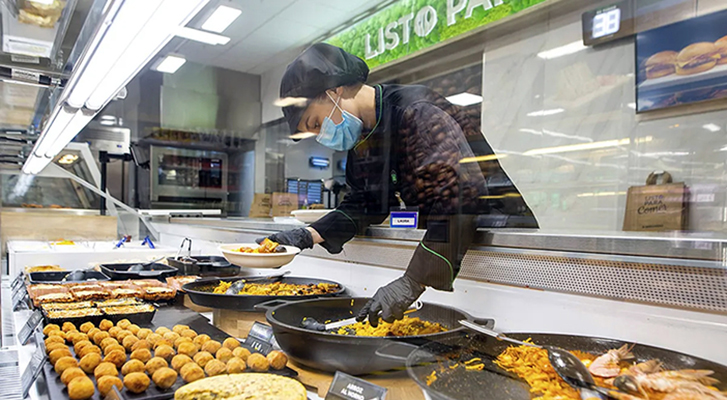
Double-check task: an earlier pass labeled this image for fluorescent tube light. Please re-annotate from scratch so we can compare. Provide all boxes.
[32,107,77,158]
[201,5,241,33]
[290,132,316,140]
[459,154,507,164]
[176,27,230,45]
[527,108,564,117]
[523,136,653,156]
[703,123,721,132]
[22,155,50,175]
[577,191,626,198]
[154,55,187,74]
[537,41,587,60]
[44,111,94,158]
[446,92,483,106]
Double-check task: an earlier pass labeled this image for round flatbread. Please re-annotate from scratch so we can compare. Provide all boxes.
[174,373,306,400]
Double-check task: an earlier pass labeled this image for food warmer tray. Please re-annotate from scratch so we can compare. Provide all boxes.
[182,276,346,312]
[29,270,110,284]
[42,305,156,326]
[406,331,727,400]
[100,262,178,281]
[42,305,297,400]
[166,256,240,277]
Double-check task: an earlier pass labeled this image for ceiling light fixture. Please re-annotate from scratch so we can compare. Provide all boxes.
[176,27,230,45]
[526,108,565,117]
[201,5,241,33]
[446,92,483,106]
[22,0,208,174]
[153,55,187,74]
[289,132,316,140]
[523,136,653,156]
[459,154,507,164]
[537,41,587,60]
[274,97,309,107]
[58,154,79,165]
[703,123,721,132]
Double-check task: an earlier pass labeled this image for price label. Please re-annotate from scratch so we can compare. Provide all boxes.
[243,322,275,355]
[22,346,47,398]
[325,371,387,400]
[244,337,273,355]
[11,273,24,290]
[12,287,28,310]
[18,310,43,345]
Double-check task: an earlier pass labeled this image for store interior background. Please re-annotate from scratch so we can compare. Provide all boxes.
[4,0,727,235]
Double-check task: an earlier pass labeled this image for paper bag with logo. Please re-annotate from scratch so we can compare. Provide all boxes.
[271,192,298,217]
[248,193,272,218]
[623,171,688,232]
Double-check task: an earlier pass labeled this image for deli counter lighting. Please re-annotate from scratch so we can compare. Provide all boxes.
[22,0,209,175]
[153,55,187,74]
[201,5,242,33]
[176,27,230,45]
[446,92,483,106]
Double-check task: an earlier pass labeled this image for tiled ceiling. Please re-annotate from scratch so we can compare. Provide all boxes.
[177,0,390,75]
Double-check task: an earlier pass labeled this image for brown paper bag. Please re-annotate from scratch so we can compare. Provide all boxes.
[623,171,688,232]
[271,192,298,217]
[248,193,272,218]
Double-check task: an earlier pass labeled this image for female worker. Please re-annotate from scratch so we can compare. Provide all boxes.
[263,43,536,326]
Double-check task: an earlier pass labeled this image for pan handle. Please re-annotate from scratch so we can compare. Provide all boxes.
[254,298,296,312]
[374,341,420,362]
[470,318,495,329]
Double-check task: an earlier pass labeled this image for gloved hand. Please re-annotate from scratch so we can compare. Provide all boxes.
[356,275,425,327]
[256,228,314,250]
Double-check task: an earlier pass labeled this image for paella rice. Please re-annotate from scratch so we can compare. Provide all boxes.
[335,316,447,337]
[212,281,340,296]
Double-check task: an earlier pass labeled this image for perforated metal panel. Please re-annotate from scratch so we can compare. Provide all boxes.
[461,248,727,313]
[0,350,22,400]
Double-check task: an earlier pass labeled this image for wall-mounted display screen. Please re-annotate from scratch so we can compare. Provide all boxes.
[636,8,727,112]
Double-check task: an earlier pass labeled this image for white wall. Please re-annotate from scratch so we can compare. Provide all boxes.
[284,138,336,181]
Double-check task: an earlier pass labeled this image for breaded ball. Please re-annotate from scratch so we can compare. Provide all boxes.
[232,347,251,361]
[176,341,198,358]
[70,332,90,345]
[108,326,122,339]
[54,356,79,375]
[47,330,66,341]
[172,325,189,335]
[104,349,127,368]
[180,329,197,339]
[155,326,171,336]
[136,328,152,339]
[127,324,141,335]
[163,331,180,343]
[99,337,119,351]
[266,350,288,370]
[79,322,94,334]
[46,343,67,355]
[215,347,233,363]
[45,335,65,346]
[49,348,73,365]
[104,344,126,356]
[152,367,178,390]
[61,367,86,386]
[65,331,82,344]
[77,345,101,358]
[93,362,118,381]
[132,339,151,352]
[62,322,77,333]
[130,348,152,363]
[155,344,175,362]
[192,334,211,347]
[116,330,133,342]
[117,319,131,330]
[43,324,61,336]
[73,340,92,354]
[92,331,109,345]
[79,352,102,374]
[99,319,113,331]
[121,359,145,375]
[86,328,101,339]
[201,340,221,354]
[193,351,214,368]
[146,333,162,347]
[97,375,123,397]
[171,354,193,372]
[123,372,150,394]
[174,337,193,349]
[246,353,269,372]
[204,359,227,377]
[222,337,240,350]
[67,376,95,400]
[226,357,246,374]
[154,339,173,350]
[180,363,205,383]
[122,335,139,351]
[145,357,168,376]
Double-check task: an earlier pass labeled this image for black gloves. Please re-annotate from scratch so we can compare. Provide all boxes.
[257,228,314,250]
[356,275,425,327]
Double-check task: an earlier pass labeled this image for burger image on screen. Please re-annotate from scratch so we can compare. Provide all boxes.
[644,51,678,79]
[676,42,721,75]
[715,35,727,65]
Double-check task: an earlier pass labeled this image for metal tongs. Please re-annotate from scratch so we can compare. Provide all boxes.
[175,238,193,260]
[302,300,424,332]
[224,270,291,295]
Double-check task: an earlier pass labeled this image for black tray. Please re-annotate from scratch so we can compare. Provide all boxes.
[100,263,178,281]
[29,271,110,284]
[42,305,297,400]
[182,276,346,311]
[166,256,240,277]
[101,308,156,325]
[41,308,103,326]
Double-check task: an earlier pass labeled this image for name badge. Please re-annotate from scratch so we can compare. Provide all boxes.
[390,211,418,229]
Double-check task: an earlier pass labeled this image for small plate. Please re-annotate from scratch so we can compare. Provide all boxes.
[219,243,301,269]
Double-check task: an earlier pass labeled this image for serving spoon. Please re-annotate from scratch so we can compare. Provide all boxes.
[224,270,291,295]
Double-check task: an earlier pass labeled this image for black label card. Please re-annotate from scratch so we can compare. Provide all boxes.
[248,321,274,342]
[22,346,46,398]
[19,310,43,345]
[326,371,388,400]
[243,337,273,355]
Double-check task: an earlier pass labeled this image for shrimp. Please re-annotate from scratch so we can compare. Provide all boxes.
[615,370,721,396]
[628,360,663,375]
[589,344,636,378]
[663,387,727,400]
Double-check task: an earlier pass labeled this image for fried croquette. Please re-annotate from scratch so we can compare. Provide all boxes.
[145,357,168,376]
[49,348,73,365]
[171,354,193,372]
[222,337,240,350]
[155,344,176,362]
[70,332,89,345]
[246,353,269,372]
[76,345,101,358]
[121,359,145,375]
[67,376,95,400]
[130,348,152,363]
[99,319,113,331]
[131,339,151,352]
[104,344,126,356]
[201,340,221,354]
[86,328,100,339]
[154,339,173,350]
[99,337,119,351]
[104,349,127,368]
[176,341,198,357]
[179,363,205,383]
[79,352,102,374]
[146,333,162,347]
[267,350,288,370]
[117,319,131,330]
[116,330,133,342]
[79,322,94,334]
[127,324,141,335]
[54,356,79,375]
[163,331,180,343]
[226,357,246,374]
[193,351,214,368]
[62,322,76,333]
[172,325,189,335]
[216,347,233,363]
[43,324,61,336]
[192,334,211,347]
[137,328,152,339]
[174,337,193,349]
[232,347,250,361]
[45,335,65,346]
[122,335,139,351]
[47,330,66,341]
[152,367,177,390]
[92,331,109,345]
[204,359,227,376]
[61,367,86,386]
[155,326,171,335]
[46,342,68,354]
[96,375,123,397]
[180,329,197,339]
[93,362,118,381]
[108,326,122,338]
[123,372,150,394]
[73,340,92,354]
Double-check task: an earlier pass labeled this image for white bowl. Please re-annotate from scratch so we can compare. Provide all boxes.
[219,243,301,269]
[291,209,332,223]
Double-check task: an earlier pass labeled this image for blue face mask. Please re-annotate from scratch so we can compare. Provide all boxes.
[316,92,363,152]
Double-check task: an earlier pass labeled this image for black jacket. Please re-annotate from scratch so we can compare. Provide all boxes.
[310,84,536,290]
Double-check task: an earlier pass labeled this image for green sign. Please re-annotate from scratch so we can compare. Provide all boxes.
[326,0,548,69]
